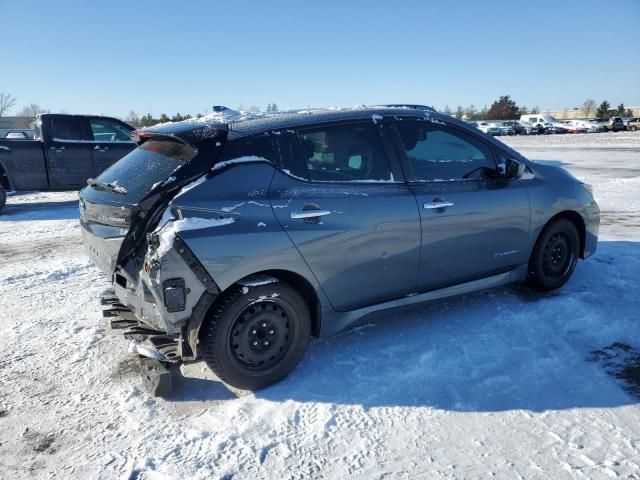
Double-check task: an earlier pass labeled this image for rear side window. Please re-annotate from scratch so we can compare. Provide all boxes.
[286,122,393,182]
[93,138,195,201]
[217,134,277,164]
[51,117,86,141]
[395,120,497,181]
[90,118,132,142]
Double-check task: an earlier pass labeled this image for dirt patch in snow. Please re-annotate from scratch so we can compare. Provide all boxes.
[22,429,56,454]
[0,410,8,418]
[113,355,141,378]
[590,343,640,398]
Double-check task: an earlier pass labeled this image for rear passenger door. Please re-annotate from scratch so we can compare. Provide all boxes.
[88,117,136,176]
[47,116,94,188]
[390,118,531,292]
[270,120,421,312]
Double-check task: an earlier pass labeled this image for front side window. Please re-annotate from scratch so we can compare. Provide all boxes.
[395,120,497,181]
[290,122,393,182]
[90,118,132,142]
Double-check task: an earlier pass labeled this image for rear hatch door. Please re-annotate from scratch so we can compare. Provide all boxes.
[79,122,227,275]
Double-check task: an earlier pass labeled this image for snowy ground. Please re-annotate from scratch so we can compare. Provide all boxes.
[1,132,639,479]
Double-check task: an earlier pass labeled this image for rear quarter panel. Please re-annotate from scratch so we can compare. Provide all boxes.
[170,163,328,300]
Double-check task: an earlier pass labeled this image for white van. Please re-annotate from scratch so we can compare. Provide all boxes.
[520,114,569,133]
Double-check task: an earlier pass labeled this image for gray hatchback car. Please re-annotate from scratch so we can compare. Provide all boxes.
[79,106,600,391]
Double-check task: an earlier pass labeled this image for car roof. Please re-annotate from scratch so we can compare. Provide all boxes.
[225,106,433,138]
[140,105,526,161]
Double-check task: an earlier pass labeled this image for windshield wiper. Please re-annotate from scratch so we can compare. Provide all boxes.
[87,178,127,195]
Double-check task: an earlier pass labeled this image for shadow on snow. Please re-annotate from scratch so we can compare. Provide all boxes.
[172,241,640,413]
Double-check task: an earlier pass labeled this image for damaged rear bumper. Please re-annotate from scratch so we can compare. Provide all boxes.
[101,291,185,362]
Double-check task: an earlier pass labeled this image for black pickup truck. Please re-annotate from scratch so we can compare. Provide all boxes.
[0,113,136,212]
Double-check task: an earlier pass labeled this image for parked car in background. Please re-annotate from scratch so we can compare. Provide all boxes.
[562,121,588,134]
[79,106,600,393]
[520,114,568,134]
[627,118,640,131]
[501,120,525,135]
[496,123,515,136]
[0,113,135,212]
[471,121,502,135]
[607,117,626,132]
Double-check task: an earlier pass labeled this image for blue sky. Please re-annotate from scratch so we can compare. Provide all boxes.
[3,0,639,118]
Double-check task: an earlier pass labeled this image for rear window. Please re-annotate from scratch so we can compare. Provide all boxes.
[90,138,196,201]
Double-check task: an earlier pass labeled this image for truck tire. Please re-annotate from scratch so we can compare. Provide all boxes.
[200,282,311,390]
[0,184,6,213]
[526,219,579,291]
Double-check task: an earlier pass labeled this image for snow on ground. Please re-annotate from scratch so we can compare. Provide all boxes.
[1,133,639,479]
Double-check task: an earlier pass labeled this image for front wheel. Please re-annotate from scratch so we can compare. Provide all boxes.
[200,282,311,390]
[526,219,579,291]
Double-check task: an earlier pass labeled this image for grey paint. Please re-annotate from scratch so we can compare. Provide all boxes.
[78,106,600,357]
[269,170,421,311]
[410,179,531,291]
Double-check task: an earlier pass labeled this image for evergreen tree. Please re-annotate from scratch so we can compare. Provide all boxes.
[625,108,634,117]
[478,105,489,120]
[442,105,452,116]
[485,95,520,120]
[159,113,170,123]
[520,105,529,115]
[596,100,611,118]
[454,106,464,119]
[272,103,278,112]
[531,106,540,114]
[614,104,625,117]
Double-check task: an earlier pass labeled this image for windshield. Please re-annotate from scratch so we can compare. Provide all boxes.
[85,138,196,203]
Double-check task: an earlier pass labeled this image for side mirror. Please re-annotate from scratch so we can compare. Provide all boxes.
[505,158,526,179]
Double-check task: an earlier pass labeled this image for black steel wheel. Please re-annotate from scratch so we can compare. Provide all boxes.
[200,281,311,390]
[527,218,580,291]
[230,301,293,371]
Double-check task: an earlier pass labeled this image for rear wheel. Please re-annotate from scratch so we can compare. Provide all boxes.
[200,282,311,390]
[527,219,580,291]
[0,184,6,213]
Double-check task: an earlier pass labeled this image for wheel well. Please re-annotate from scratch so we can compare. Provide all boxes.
[207,270,322,338]
[543,211,586,258]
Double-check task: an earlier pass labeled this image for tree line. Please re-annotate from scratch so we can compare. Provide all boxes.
[440,96,635,121]
[0,91,635,127]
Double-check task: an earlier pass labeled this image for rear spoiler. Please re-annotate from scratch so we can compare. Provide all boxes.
[132,121,229,147]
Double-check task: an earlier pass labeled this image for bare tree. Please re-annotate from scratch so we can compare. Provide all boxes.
[0,92,17,116]
[582,99,595,118]
[18,103,47,119]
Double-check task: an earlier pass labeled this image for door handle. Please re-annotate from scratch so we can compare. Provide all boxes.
[424,201,454,210]
[290,209,332,219]
[50,146,65,151]
[93,146,109,151]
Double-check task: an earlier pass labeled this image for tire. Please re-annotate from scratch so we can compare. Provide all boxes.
[0,184,6,213]
[526,219,580,291]
[631,126,637,132]
[200,282,311,390]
